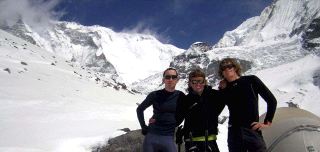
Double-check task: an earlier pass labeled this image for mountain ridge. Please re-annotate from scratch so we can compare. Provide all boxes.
[0,0,319,94]
[133,0,319,94]
[0,20,185,86]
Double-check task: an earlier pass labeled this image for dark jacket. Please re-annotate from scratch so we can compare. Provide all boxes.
[137,89,185,136]
[176,85,224,138]
[222,75,277,128]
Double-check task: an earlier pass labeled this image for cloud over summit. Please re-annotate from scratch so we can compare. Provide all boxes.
[0,0,62,32]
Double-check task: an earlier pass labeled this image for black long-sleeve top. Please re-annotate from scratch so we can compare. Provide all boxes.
[136,89,185,136]
[176,86,225,137]
[222,75,277,128]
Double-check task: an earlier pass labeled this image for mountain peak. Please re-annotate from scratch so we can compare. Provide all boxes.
[0,20,185,85]
[190,42,211,52]
[214,0,320,48]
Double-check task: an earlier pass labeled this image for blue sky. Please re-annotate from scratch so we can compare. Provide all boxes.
[55,0,273,49]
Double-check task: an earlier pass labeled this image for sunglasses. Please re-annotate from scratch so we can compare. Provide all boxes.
[164,75,178,80]
[221,64,235,71]
[191,79,205,85]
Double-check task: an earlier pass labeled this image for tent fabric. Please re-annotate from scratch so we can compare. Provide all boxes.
[260,107,320,152]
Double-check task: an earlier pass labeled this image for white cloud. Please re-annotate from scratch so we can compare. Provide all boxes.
[121,21,172,44]
[0,0,63,32]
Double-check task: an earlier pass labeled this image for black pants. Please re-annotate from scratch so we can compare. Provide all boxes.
[228,127,267,152]
[185,140,220,152]
[143,133,177,152]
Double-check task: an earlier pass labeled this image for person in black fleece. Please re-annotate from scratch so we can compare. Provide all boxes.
[176,68,224,152]
[218,58,277,152]
[137,67,185,152]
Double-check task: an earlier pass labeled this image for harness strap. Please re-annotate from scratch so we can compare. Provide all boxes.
[185,134,217,142]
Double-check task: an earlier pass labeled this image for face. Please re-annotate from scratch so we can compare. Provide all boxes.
[163,70,178,90]
[190,77,205,94]
[221,63,237,81]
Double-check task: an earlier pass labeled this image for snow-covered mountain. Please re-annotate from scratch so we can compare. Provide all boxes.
[214,0,320,50]
[3,0,318,94]
[134,0,320,94]
[1,27,319,152]
[0,28,148,152]
[0,0,319,151]
[0,20,185,86]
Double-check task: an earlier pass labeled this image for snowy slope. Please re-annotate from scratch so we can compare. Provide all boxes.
[0,29,148,152]
[256,55,320,116]
[1,21,185,85]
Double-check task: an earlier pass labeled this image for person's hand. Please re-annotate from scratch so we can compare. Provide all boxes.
[251,121,272,131]
[141,126,148,135]
[218,79,227,90]
[149,118,156,124]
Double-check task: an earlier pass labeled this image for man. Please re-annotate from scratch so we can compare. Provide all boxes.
[136,67,185,152]
[176,68,224,152]
[218,58,277,152]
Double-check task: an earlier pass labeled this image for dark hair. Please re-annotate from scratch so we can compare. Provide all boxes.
[218,58,242,78]
[163,67,178,77]
[188,68,206,82]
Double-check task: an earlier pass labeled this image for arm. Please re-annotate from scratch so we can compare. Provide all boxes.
[136,93,154,130]
[175,93,187,126]
[252,75,277,124]
[215,89,226,116]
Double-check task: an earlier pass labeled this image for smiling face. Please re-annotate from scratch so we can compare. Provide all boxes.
[188,69,206,95]
[190,76,205,95]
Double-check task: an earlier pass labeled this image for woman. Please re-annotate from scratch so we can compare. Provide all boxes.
[137,67,185,152]
[176,68,224,152]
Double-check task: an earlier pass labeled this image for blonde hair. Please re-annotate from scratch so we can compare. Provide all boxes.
[188,68,207,86]
[218,58,242,78]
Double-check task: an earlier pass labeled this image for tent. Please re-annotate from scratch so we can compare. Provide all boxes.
[260,107,320,152]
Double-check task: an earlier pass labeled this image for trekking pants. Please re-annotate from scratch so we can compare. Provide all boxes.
[143,133,177,152]
[228,127,267,152]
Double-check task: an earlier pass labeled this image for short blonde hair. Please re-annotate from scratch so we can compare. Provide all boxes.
[188,68,208,87]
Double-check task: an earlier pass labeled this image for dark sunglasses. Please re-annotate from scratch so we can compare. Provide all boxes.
[164,75,178,80]
[191,79,205,85]
[221,64,235,71]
